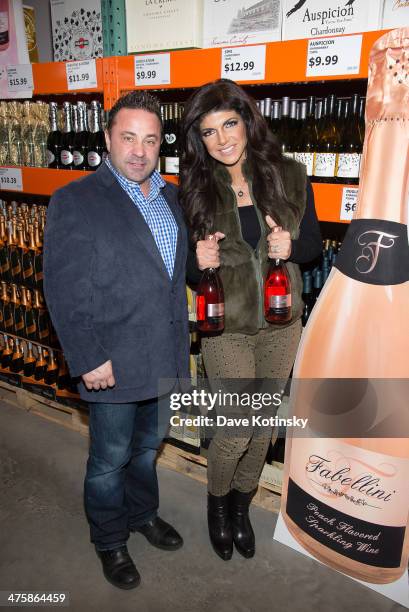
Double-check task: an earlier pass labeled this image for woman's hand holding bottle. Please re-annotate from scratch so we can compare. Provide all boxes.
[196,232,225,270]
[266,215,292,260]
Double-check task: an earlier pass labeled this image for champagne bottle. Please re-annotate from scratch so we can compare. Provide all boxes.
[10,337,23,373]
[165,103,179,175]
[8,220,22,285]
[1,281,13,335]
[34,346,47,381]
[264,258,292,324]
[10,283,24,337]
[196,236,225,333]
[73,102,89,170]
[314,94,339,183]
[336,94,362,185]
[33,289,50,345]
[33,221,43,291]
[23,288,37,341]
[22,225,35,288]
[0,214,9,282]
[262,98,272,131]
[281,29,409,584]
[87,101,106,171]
[23,341,36,377]
[270,101,281,136]
[45,349,58,385]
[46,102,62,169]
[301,273,313,327]
[294,96,317,177]
[60,102,75,170]
[279,97,293,159]
[1,335,13,369]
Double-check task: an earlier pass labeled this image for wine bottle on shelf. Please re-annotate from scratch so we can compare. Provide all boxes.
[34,346,47,381]
[44,349,58,385]
[23,288,37,342]
[23,341,36,378]
[22,225,35,288]
[9,220,22,285]
[87,101,106,171]
[73,102,89,170]
[0,214,9,283]
[262,98,272,131]
[301,273,313,327]
[1,282,13,335]
[33,289,50,345]
[1,335,13,369]
[46,102,62,169]
[196,236,225,333]
[279,97,293,159]
[294,96,317,178]
[281,28,409,585]
[33,221,43,291]
[0,0,10,52]
[10,337,23,373]
[286,100,298,158]
[270,101,281,136]
[10,284,24,337]
[336,94,362,185]
[313,94,339,183]
[60,102,75,170]
[165,103,180,175]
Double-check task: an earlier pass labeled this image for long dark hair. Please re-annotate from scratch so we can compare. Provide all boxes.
[179,79,299,243]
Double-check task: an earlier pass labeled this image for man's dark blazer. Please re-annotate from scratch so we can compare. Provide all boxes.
[43,162,190,403]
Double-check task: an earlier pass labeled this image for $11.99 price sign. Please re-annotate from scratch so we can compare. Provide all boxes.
[0,168,23,192]
[134,54,171,87]
[221,45,266,81]
[306,34,362,78]
[66,60,98,91]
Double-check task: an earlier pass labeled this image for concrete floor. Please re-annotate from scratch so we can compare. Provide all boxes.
[0,401,405,612]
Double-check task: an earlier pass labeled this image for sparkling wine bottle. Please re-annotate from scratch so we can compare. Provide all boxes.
[196,235,225,333]
[281,28,409,585]
[264,225,292,324]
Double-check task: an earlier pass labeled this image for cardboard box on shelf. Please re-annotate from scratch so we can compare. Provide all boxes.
[282,0,382,41]
[125,0,203,53]
[50,0,103,62]
[203,0,282,48]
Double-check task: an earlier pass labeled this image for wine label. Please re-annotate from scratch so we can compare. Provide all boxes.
[87,151,101,167]
[61,150,73,165]
[269,294,292,309]
[314,153,336,177]
[294,152,314,176]
[73,150,84,166]
[207,303,224,317]
[336,153,361,179]
[165,157,179,174]
[335,219,409,285]
[165,133,176,145]
[283,152,294,159]
[286,437,409,568]
[46,150,55,165]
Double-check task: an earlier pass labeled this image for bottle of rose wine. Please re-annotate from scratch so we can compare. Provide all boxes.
[196,235,225,333]
[264,227,292,324]
[281,28,409,585]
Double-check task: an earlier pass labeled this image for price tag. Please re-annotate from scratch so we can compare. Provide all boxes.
[0,168,23,192]
[7,64,33,95]
[221,45,266,81]
[66,59,98,91]
[340,187,358,221]
[306,34,362,77]
[134,54,171,87]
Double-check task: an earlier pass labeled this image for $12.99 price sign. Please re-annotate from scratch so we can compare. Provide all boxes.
[221,45,266,81]
[66,60,98,91]
[134,54,171,87]
[0,168,23,192]
[306,34,362,78]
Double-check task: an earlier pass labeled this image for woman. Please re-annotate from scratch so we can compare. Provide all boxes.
[180,79,322,561]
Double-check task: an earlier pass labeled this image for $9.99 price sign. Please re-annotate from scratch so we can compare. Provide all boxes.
[66,60,98,91]
[134,54,171,87]
[306,34,362,78]
[0,168,23,192]
[221,45,266,81]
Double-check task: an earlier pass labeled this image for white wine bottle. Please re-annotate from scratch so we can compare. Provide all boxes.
[281,28,409,585]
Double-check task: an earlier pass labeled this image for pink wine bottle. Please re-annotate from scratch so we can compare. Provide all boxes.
[196,235,225,333]
[0,0,9,52]
[281,28,409,584]
[264,258,292,324]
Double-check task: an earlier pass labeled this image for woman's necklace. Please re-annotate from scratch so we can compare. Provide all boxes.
[232,179,248,199]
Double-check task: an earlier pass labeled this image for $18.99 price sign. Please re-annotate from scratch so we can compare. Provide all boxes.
[306,34,362,78]
[66,60,98,91]
[0,168,23,192]
[134,54,171,87]
[221,45,266,81]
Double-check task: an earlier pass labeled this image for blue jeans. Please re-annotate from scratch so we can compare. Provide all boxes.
[84,398,169,551]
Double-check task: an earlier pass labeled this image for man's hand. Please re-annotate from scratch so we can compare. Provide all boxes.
[196,232,225,271]
[82,360,116,391]
[266,215,292,261]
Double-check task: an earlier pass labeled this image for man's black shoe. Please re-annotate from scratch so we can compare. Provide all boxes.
[134,517,183,551]
[97,546,141,590]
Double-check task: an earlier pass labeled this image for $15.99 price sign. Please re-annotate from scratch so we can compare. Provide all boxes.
[306,34,362,78]
[7,65,33,96]
[221,45,266,81]
[134,54,171,87]
[66,60,98,91]
[0,168,23,192]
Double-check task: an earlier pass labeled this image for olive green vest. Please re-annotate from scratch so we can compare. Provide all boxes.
[211,158,307,334]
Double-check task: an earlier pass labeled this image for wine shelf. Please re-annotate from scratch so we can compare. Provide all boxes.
[27,30,390,106]
[0,167,352,223]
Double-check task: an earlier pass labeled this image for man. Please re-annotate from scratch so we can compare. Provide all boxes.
[43,91,190,590]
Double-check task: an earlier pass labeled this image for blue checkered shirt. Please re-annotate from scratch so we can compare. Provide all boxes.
[106,158,178,278]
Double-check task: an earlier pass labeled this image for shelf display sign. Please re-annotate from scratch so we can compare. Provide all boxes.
[306,34,362,78]
[221,45,266,81]
[66,59,98,91]
[134,53,171,87]
[0,168,23,191]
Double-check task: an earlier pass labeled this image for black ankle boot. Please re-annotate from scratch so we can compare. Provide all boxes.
[207,493,233,561]
[230,489,255,558]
